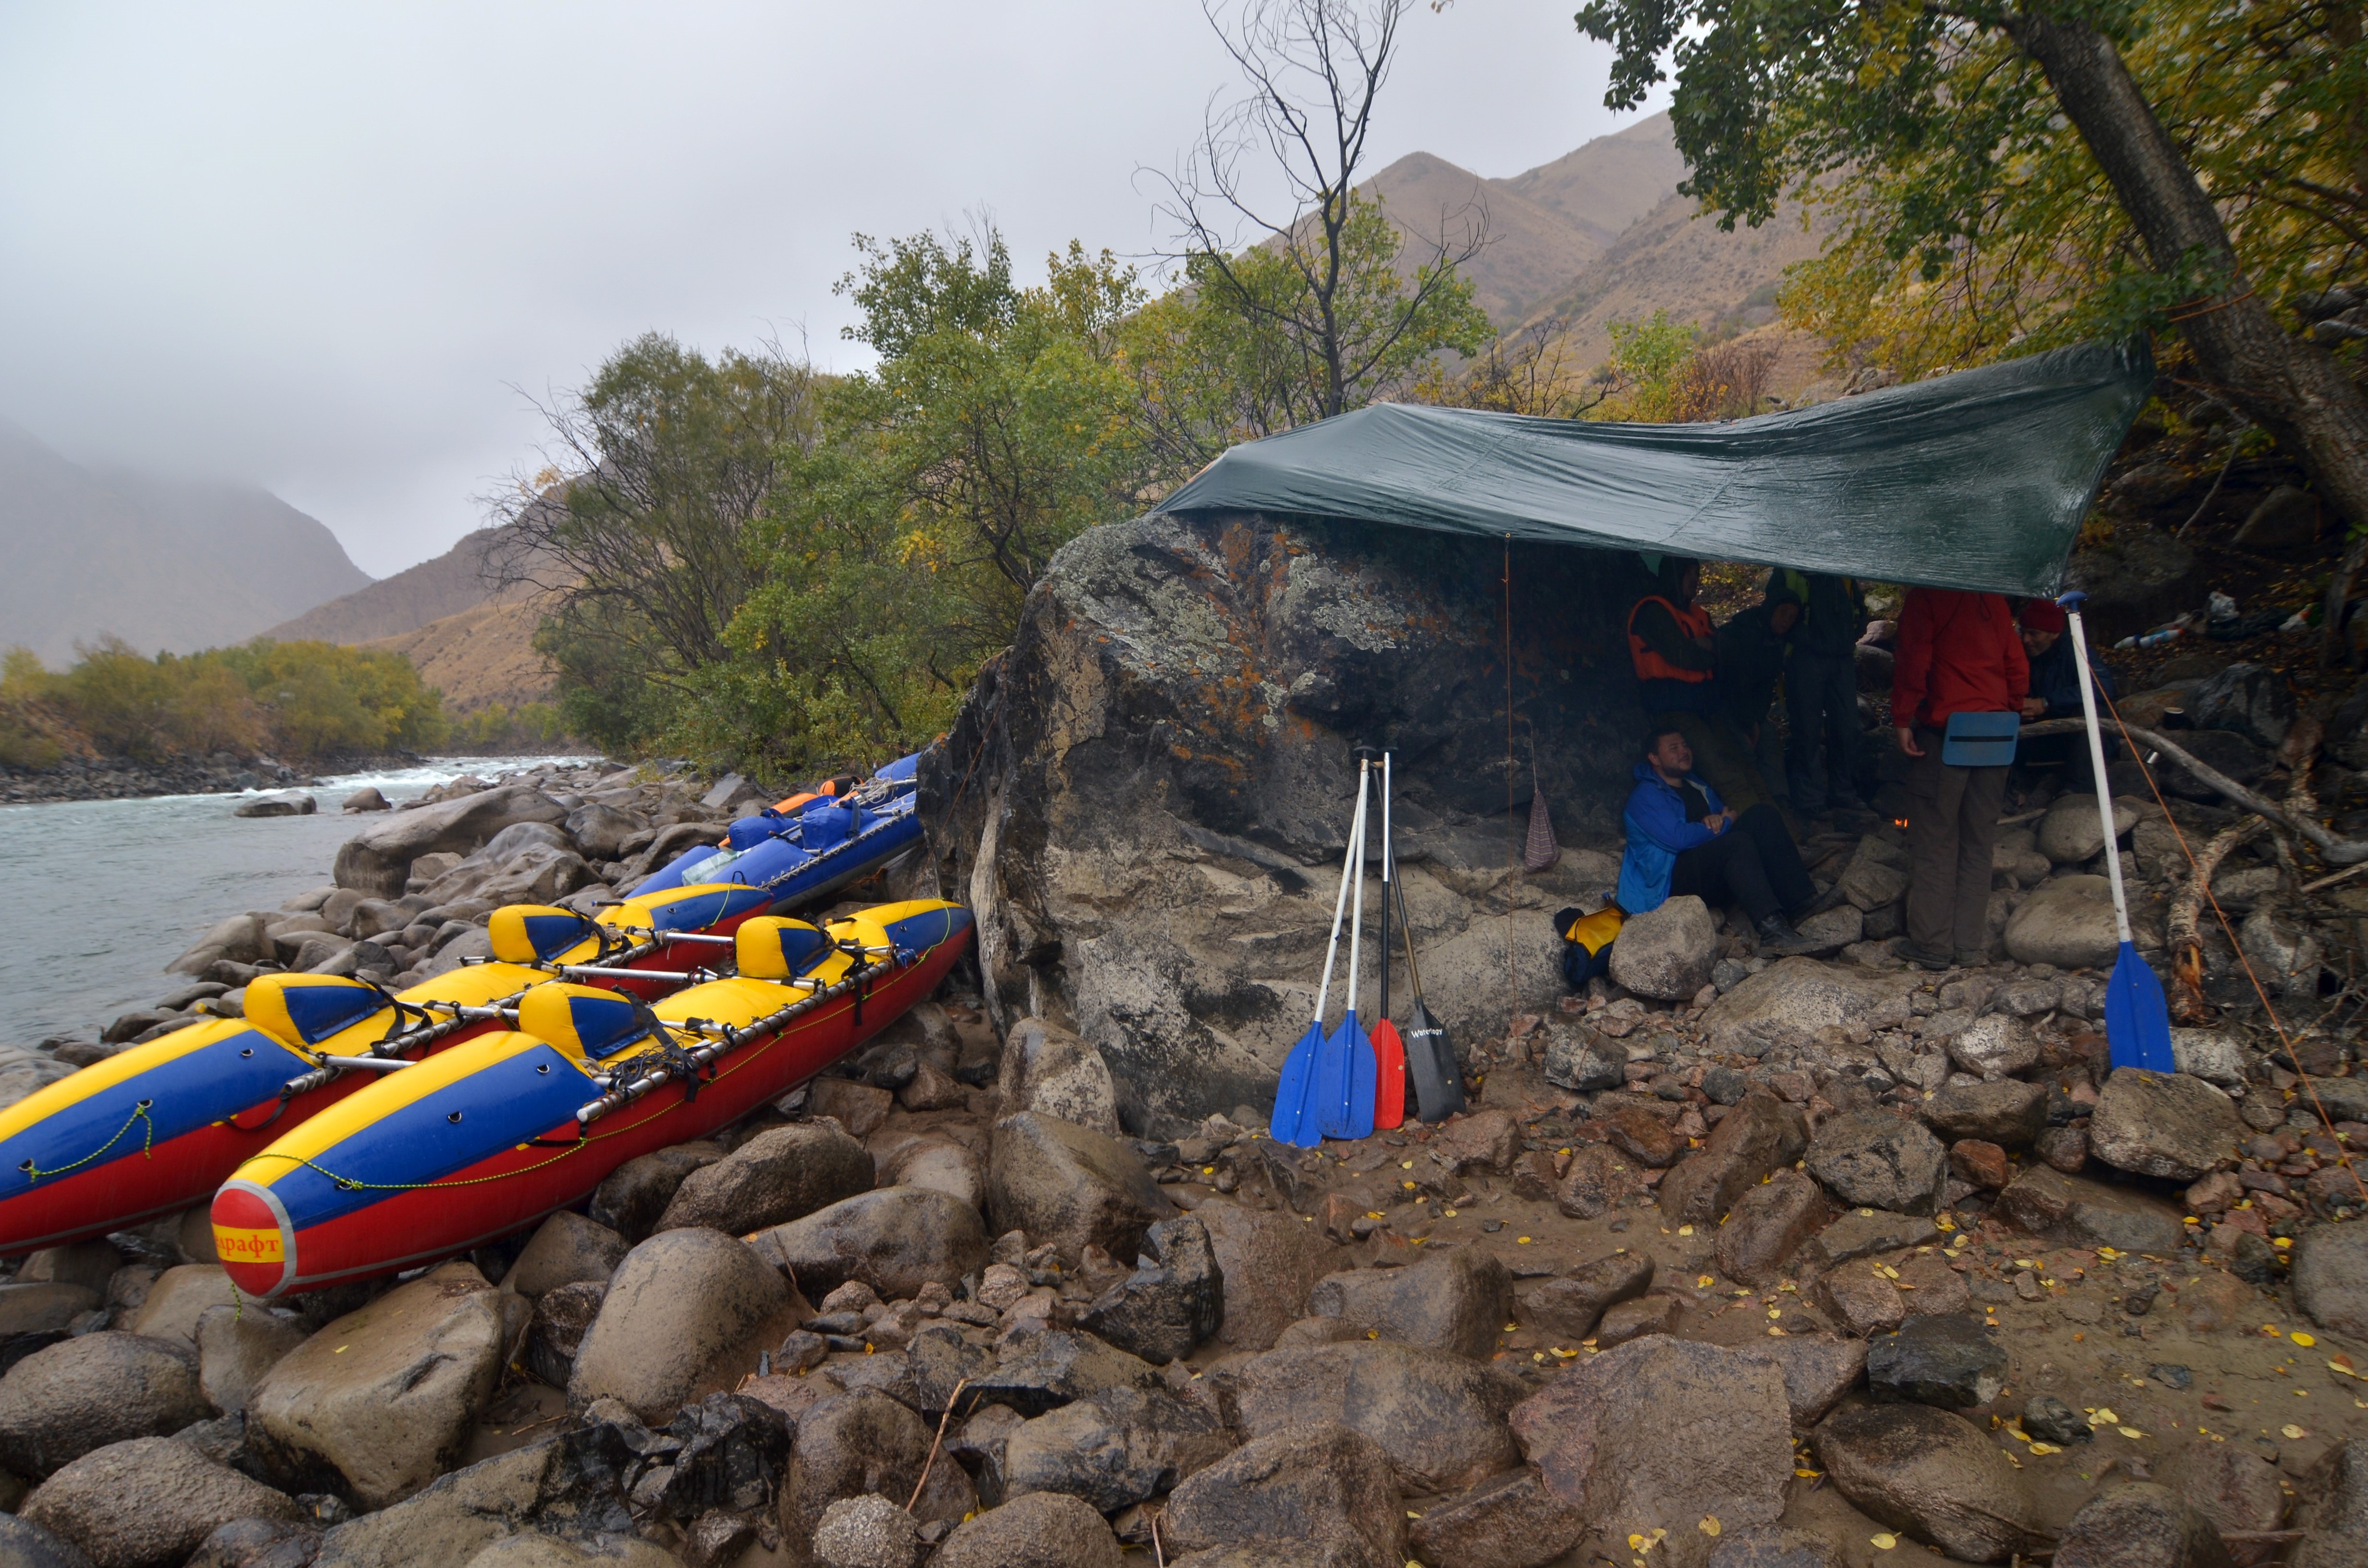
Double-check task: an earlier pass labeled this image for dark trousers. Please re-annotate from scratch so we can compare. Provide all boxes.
[1670,802,1816,925]
[1785,650,1863,811]
[1905,731,2009,955]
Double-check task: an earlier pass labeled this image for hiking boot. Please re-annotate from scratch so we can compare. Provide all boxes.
[1954,948,1992,969]
[1895,940,1954,972]
[1756,915,1822,956]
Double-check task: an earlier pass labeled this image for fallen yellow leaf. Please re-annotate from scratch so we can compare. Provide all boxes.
[2029,1442,2060,1455]
[1699,1517,1722,1537]
[2119,1427,2144,1440]
[1677,1225,1695,1236]
[2284,1423,2308,1439]
[2294,1332,2318,1347]
[1872,1533,1898,1550]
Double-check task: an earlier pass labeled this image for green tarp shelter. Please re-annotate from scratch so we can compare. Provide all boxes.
[1155,339,2154,598]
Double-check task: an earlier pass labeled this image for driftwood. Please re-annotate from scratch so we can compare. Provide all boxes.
[2021,717,2368,864]
[2164,818,2265,1024]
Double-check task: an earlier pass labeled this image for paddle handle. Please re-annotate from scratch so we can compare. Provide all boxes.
[1345,760,1370,1019]
[2065,608,2134,944]
[1313,767,1366,1025]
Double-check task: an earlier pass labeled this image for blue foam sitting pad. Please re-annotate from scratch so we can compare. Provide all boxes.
[1942,710,2021,767]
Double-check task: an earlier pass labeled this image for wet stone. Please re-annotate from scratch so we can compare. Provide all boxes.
[1864,1315,2007,1410]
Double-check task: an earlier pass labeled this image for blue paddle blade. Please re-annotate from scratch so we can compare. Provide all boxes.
[1270,1020,1326,1147]
[1318,1010,1377,1140]
[2104,942,2176,1074]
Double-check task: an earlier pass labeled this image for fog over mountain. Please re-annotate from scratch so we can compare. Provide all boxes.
[0,421,369,664]
[0,3,1667,580]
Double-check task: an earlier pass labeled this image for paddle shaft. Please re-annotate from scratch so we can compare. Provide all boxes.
[2065,609,2135,944]
[1378,752,1392,1020]
[1345,760,1369,1020]
[1311,771,1367,1025]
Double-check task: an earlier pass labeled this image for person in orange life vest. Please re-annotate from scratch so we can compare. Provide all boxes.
[1616,724,1820,955]
[1627,556,1771,814]
[1891,587,2033,971]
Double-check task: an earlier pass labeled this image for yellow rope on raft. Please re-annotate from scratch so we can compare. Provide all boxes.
[20,1099,155,1185]
[243,1126,590,1192]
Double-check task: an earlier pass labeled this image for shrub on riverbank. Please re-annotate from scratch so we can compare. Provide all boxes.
[0,636,450,766]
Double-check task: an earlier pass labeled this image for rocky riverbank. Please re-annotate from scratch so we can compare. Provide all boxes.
[0,750,418,808]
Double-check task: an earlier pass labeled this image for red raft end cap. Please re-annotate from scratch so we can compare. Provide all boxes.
[211,1185,289,1296]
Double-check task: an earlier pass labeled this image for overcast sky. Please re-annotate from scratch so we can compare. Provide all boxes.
[0,2,1659,578]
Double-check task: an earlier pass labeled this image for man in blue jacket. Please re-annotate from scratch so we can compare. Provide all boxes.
[1617,724,1820,955]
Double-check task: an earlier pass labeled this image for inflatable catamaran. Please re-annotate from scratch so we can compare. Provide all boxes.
[0,882,775,1254]
[632,755,924,908]
[213,899,971,1296]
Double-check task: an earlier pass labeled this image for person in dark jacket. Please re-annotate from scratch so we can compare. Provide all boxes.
[2014,597,2118,788]
[1770,569,1869,818]
[1891,587,2030,970]
[1628,557,1771,813]
[1616,724,1818,954]
[1716,582,1802,805]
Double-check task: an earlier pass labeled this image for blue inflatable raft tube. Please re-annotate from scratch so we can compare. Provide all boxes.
[631,753,924,911]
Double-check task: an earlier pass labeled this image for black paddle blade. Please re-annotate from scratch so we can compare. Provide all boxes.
[1402,998,1464,1122]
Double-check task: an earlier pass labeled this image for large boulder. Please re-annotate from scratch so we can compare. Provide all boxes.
[1076,1214,1224,1364]
[1000,1384,1234,1513]
[1698,961,1919,1057]
[1813,1404,2044,1563]
[1608,895,1717,1002]
[1519,1251,1654,1341]
[1406,1466,1586,1568]
[125,1264,237,1345]
[915,511,1646,1134]
[499,1212,630,1298]
[2192,663,2296,749]
[1993,1166,2188,1254]
[2036,795,2138,866]
[2004,876,2121,968]
[2088,1068,2245,1181]
[332,784,567,898]
[568,1229,799,1424]
[248,1261,527,1510]
[2060,527,2206,646]
[587,1141,726,1241]
[308,1442,564,1568]
[1714,1168,1829,1286]
[21,1437,303,1568]
[749,1186,989,1302]
[931,1491,1124,1568]
[876,1135,985,1210]
[1922,1080,2048,1145]
[2294,1223,2368,1341]
[1225,1340,1526,1493]
[0,1515,92,1568]
[1508,1335,1791,1568]
[996,1019,1121,1134]
[1804,1111,1950,1215]
[2053,1482,2232,1568]
[193,1304,308,1417]
[1161,1422,1405,1568]
[655,1121,876,1235]
[1657,1092,1808,1225]
[1193,1199,1331,1351]
[1304,1249,1512,1360]
[986,1112,1177,1264]
[0,1333,209,1477]
[778,1391,977,1553]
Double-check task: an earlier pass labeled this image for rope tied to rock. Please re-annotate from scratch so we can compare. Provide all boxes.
[20,1098,154,1186]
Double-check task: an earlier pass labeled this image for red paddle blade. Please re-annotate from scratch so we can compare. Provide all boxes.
[1369,1018,1407,1129]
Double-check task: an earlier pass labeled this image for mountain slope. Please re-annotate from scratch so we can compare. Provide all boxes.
[1517,189,1835,372]
[266,526,510,644]
[362,595,554,711]
[1360,112,1692,328]
[0,422,370,664]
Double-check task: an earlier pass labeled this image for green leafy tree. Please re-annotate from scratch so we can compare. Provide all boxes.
[485,334,818,753]
[686,230,1151,778]
[1573,0,2368,570]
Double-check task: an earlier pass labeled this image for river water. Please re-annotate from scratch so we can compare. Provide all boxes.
[0,756,596,1046]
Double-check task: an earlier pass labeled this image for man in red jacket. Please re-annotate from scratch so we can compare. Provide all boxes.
[1890,588,2036,970]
